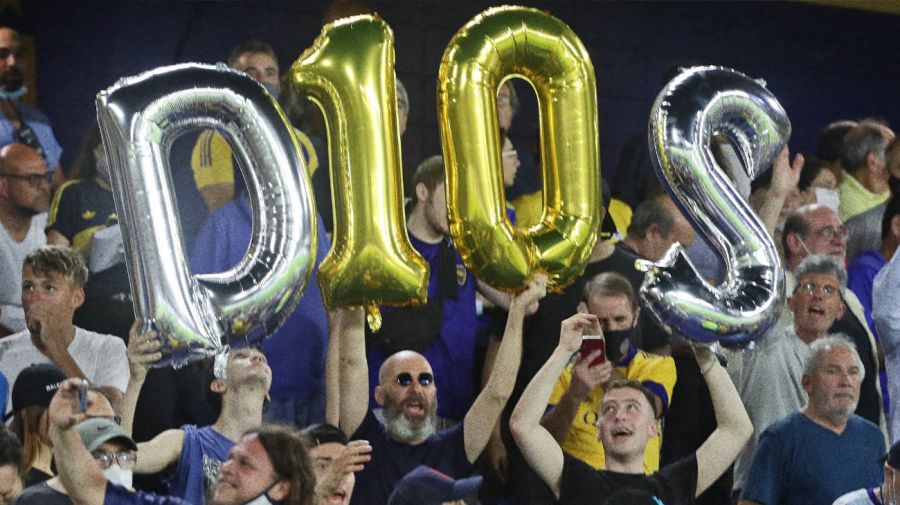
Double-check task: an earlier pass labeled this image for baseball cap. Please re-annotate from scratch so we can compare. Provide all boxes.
[4,363,66,420]
[387,466,482,505]
[75,418,137,452]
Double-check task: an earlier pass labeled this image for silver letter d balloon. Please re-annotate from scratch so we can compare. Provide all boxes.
[96,63,317,366]
[642,66,790,349]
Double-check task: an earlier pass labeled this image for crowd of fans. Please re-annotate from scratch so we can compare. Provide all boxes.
[0,6,899,505]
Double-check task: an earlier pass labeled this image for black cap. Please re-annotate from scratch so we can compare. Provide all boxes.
[5,364,66,420]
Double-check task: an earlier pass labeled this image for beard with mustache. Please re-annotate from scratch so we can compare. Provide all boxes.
[382,393,438,443]
[0,65,24,95]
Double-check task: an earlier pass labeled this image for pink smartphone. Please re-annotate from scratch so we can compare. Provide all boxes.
[579,335,606,367]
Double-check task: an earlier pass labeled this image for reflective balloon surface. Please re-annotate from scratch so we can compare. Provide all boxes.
[291,15,428,317]
[438,5,601,292]
[642,65,790,348]
[97,63,317,365]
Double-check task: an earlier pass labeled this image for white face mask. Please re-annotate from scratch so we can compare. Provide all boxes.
[102,464,133,489]
[243,484,278,505]
[814,188,840,212]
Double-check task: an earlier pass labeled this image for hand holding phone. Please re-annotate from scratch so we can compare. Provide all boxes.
[78,380,89,412]
[579,335,606,368]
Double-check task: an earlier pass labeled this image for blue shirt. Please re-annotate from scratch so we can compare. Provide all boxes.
[165,425,232,505]
[191,196,331,401]
[741,412,884,505]
[847,249,888,338]
[0,104,62,171]
[366,234,478,421]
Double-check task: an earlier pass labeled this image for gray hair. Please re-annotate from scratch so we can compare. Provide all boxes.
[802,334,864,380]
[794,254,847,291]
[841,121,892,173]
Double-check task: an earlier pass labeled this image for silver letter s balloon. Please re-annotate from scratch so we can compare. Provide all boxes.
[97,63,317,365]
[642,66,790,348]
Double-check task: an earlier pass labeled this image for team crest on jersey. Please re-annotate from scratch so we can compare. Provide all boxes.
[81,210,96,220]
[456,265,467,286]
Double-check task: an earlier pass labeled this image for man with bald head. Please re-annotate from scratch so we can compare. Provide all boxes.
[333,276,547,505]
[0,28,62,174]
[0,143,49,334]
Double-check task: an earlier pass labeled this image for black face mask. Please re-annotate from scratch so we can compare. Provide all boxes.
[603,327,633,363]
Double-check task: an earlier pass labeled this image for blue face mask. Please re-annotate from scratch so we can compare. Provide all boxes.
[0,83,27,101]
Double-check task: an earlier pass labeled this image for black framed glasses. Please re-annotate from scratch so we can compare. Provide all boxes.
[1,172,51,186]
[396,372,434,387]
[91,450,137,469]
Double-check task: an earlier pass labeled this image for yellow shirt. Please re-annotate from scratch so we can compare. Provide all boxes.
[838,173,889,222]
[548,347,676,472]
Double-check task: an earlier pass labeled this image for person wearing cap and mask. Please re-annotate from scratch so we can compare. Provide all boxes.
[119,344,272,505]
[387,466,482,505]
[833,439,900,505]
[13,417,138,505]
[540,272,676,474]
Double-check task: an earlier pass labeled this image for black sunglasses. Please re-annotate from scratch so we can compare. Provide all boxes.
[396,372,434,387]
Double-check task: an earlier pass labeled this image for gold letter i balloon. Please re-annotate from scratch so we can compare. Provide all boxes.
[291,15,428,314]
[438,6,601,291]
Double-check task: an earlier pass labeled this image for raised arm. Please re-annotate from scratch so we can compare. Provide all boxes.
[48,378,106,505]
[510,312,598,499]
[541,355,613,443]
[118,321,161,434]
[693,345,753,497]
[335,306,368,437]
[325,309,342,426]
[751,146,803,239]
[464,275,546,463]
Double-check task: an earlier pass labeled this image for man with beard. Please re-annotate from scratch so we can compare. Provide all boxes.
[333,275,547,505]
[48,378,316,505]
[0,28,62,175]
[0,143,49,334]
[739,337,885,505]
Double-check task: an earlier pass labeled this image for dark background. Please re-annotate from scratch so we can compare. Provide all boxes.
[10,0,900,190]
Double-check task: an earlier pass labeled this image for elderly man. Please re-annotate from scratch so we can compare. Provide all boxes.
[0,144,49,334]
[334,272,546,505]
[0,28,62,173]
[780,203,884,428]
[739,337,885,505]
[730,255,849,497]
[49,377,315,505]
[0,245,127,409]
[838,120,895,222]
[510,312,751,504]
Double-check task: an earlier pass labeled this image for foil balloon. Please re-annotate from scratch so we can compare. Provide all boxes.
[291,15,428,319]
[642,65,790,348]
[438,5,601,292]
[96,63,317,365]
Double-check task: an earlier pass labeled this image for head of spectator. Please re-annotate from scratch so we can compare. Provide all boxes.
[500,128,520,189]
[840,120,895,194]
[596,379,662,468]
[887,136,900,195]
[801,336,864,431]
[816,119,857,179]
[69,124,110,186]
[622,193,696,262]
[582,272,639,363]
[497,80,519,132]
[302,423,357,505]
[396,79,409,137]
[407,155,449,243]
[788,255,847,345]
[21,245,88,343]
[797,157,839,211]
[387,465,482,505]
[0,429,21,505]
[374,351,437,444]
[0,28,26,100]
[205,347,273,418]
[228,40,280,97]
[210,424,315,505]
[75,418,137,488]
[0,143,50,218]
[781,203,847,271]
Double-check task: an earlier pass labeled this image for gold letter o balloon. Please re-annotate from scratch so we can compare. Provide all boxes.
[438,5,601,291]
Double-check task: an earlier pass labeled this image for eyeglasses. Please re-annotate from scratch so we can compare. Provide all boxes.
[795,281,841,298]
[1,172,52,186]
[811,225,849,241]
[396,372,434,387]
[91,450,137,469]
[0,47,23,60]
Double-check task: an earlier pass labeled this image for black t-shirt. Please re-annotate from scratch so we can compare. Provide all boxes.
[12,481,70,505]
[559,454,698,505]
[22,467,52,489]
[832,309,881,426]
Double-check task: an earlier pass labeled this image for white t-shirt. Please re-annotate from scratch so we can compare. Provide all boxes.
[0,326,128,414]
[0,214,48,333]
